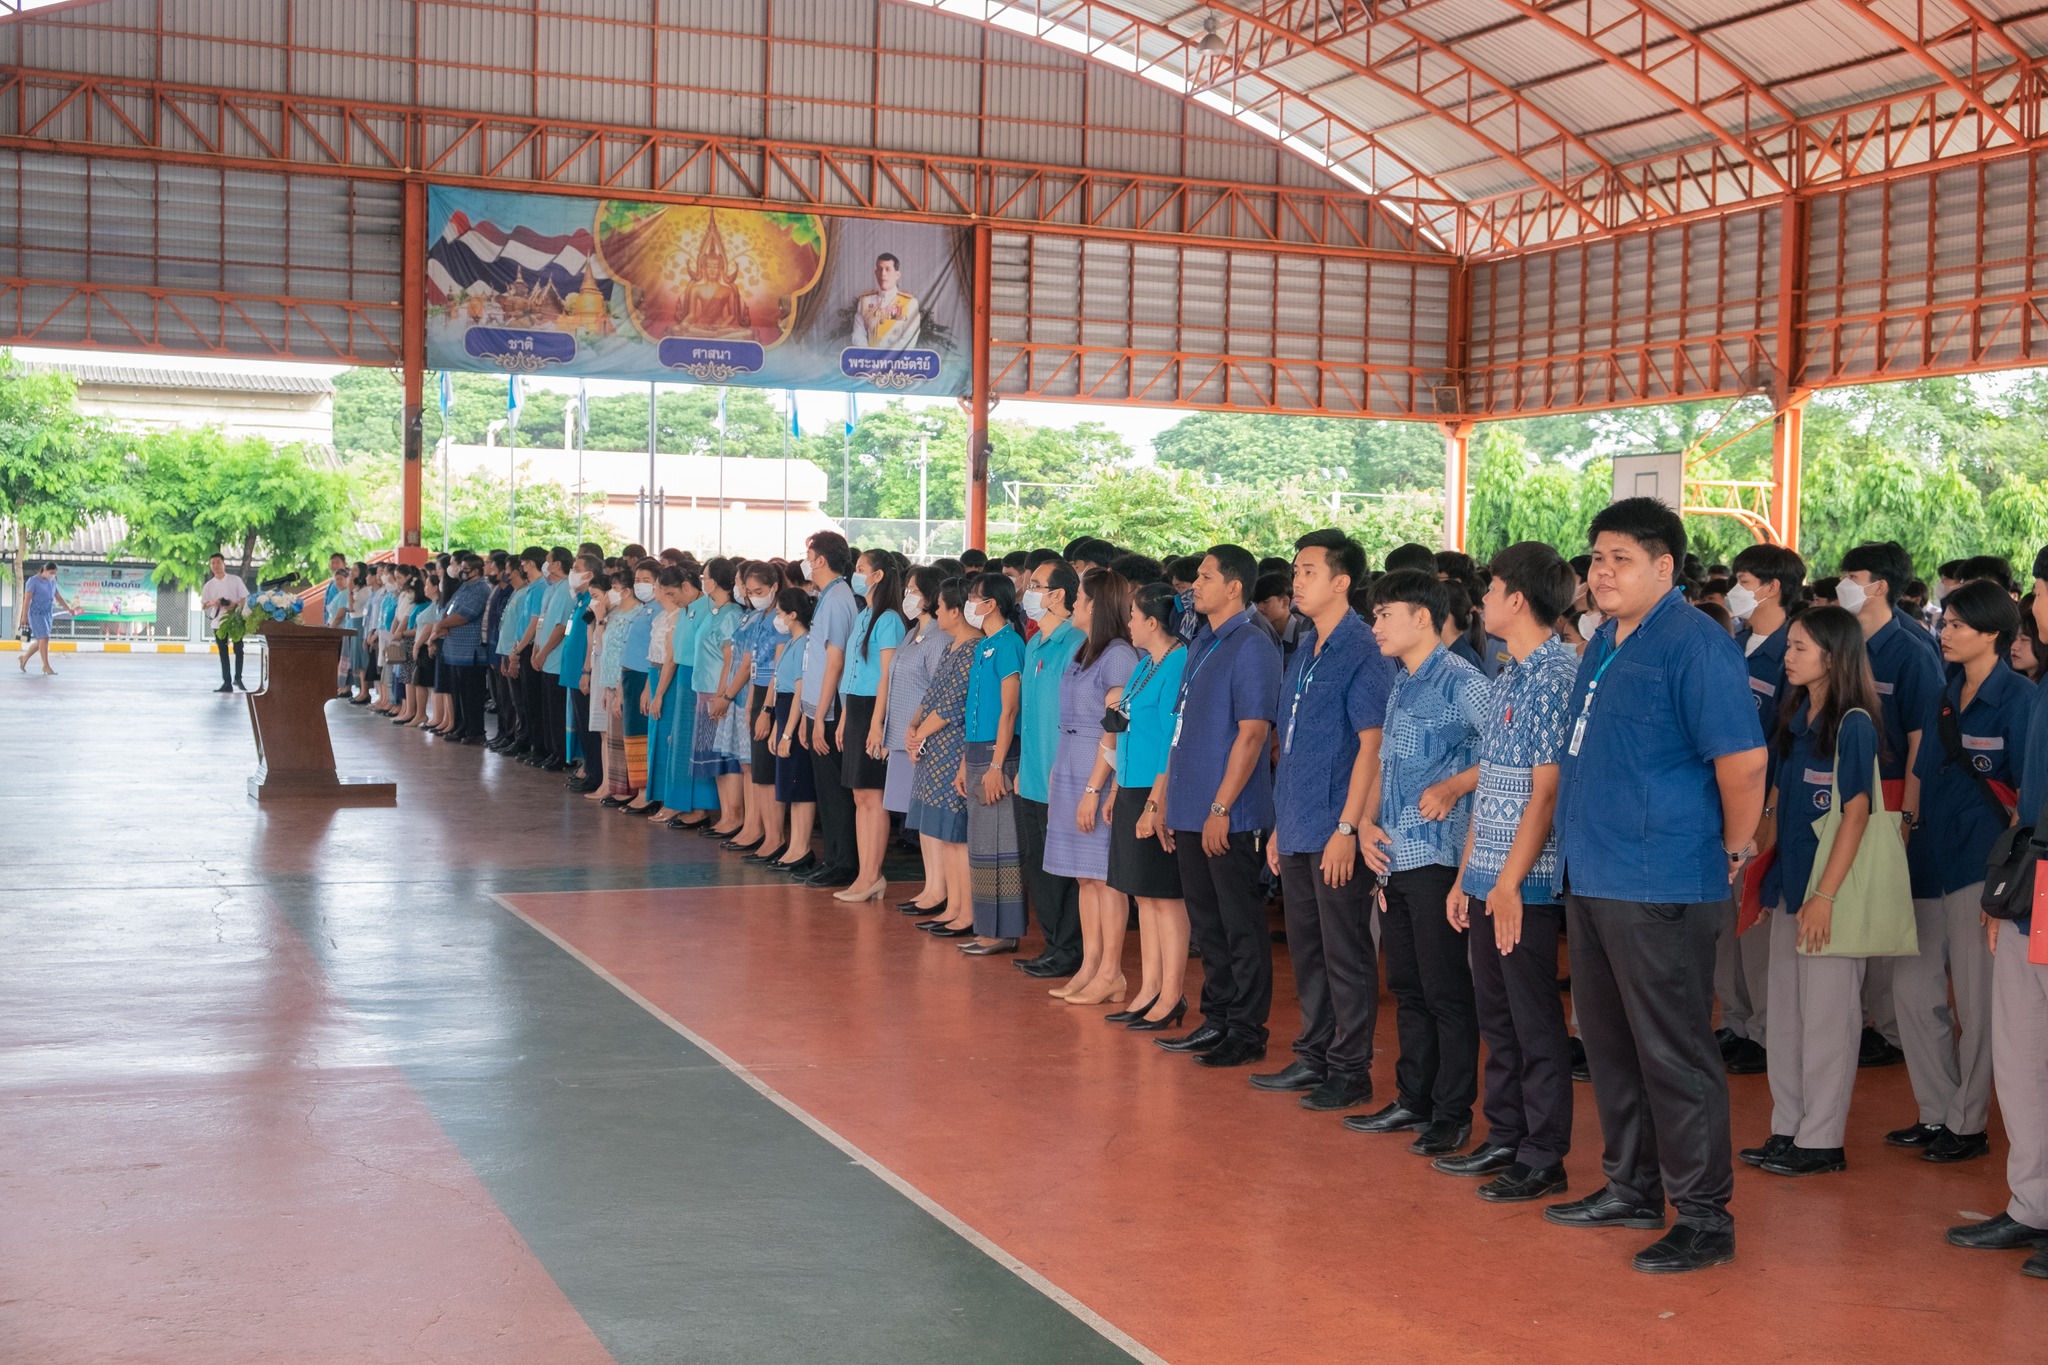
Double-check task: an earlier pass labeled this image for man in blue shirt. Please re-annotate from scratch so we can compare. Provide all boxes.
[801,531,861,888]
[1347,569,1487,1159]
[1717,543,1805,1077]
[1260,530,1393,1112]
[525,547,576,770]
[501,550,548,758]
[1840,540,1943,1070]
[1440,542,1581,1203]
[432,553,495,744]
[479,551,517,749]
[1546,497,1766,1275]
[1149,544,1282,1070]
[1014,558,1085,979]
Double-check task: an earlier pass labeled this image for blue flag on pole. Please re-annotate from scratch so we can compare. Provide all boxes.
[789,390,802,438]
[844,392,856,438]
[437,371,452,420]
[576,379,590,437]
[507,374,524,431]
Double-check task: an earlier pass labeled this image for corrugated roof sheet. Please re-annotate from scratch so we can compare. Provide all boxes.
[20,361,334,394]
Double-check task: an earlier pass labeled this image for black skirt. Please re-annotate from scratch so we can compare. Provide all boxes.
[1108,788,1182,900]
[748,685,775,775]
[839,692,890,790]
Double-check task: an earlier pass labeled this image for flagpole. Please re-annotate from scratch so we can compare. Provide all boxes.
[842,392,853,521]
[438,371,452,553]
[647,382,657,550]
[716,386,727,556]
[781,390,791,556]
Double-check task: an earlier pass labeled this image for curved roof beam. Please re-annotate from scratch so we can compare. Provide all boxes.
[1824,0,2031,147]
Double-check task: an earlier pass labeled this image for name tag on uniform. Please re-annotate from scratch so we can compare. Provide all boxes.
[1962,735,2005,751]
[1749,676,1776,697]
[1803,768,1833,784]
[1568,715,1587,756]
[1873,681,1895,695]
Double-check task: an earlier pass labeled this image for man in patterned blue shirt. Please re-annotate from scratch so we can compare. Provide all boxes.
[1348,569,1489,1159]
[1438,542,1581,1203]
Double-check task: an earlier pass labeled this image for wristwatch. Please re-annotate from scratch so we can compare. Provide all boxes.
[1336,821,1357,836]
[1083,785,1100,795]
[1142,800,1158,813]
[1209,802,1228,817]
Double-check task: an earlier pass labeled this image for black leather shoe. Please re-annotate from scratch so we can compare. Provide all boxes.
[806,866,857,888]
[957,938,1018,956]
[1127,1000,1188,1033]
[2025,1250,2048,1279]
[1478,1163,1568,1203]
[1760,1144,1846,1177]
[1543,1188,1666,1230]
[1102,998,1155,1025]
[1432,1143,1516,1177]
[1249,1061,1325,1092]
[1739,1134,1795,1168]
[1154,1023,1225,1054]
[1300,1075,1373,1111]
[1885,1121,1947,1149]
[1343,1102,1431,1135]
[1724,1038,1767,1075]
[1193,1036,1267,1068]
[1410,1120,1471,1157]
[927,924,975,938]
[1858,1026,1905,1068]
[1923,1130,1991,1164]
[1016,957,1080,979]
[1632,1225,1735,1274]
[1946,1212,2048,1250]
[743,845,786,865]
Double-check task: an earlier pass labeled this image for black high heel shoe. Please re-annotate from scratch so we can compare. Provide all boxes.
[927,923,976,938]
[772,854,817,876]
[1127,999,1188,1032]
[1103,997,1158,1025]
[743,844,786,864]
[721,836,763,853]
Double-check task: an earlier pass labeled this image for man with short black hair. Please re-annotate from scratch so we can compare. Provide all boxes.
[1545,497,1765,1274]
[959,548,989,572]
[1385,542,1438,576]
[201,554,249,693]
[803,531,861,886]
[528,548,577,769]
[433,553,494,743]
[1151,544,1282,1068]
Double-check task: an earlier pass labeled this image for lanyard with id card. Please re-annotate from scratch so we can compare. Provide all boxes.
[1283,645,1331,756]
[1568,638,1625,757]
[1171,631,1229,750]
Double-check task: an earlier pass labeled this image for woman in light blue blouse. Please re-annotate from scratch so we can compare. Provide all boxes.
[834,551,907,902]
[1107,581,1190,1029]
[690,557,745,836]
[727,561,787,857]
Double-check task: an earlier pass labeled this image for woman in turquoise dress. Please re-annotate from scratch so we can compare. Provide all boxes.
[653,567,710,828]
[691,559,745,836]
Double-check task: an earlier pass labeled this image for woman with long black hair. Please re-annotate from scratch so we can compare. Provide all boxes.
[834,549,906,902]
[957,571,1027,955]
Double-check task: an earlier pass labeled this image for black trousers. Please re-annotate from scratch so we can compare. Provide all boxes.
[540,675,567,764]
[1016,796,1081,965]
[488,660,518,744]
[1469,897,1573,1168]
[808,711,857,872]
[453,661,488,740]
[518,649,549,756]
[1172,830,1272,1046]
[1565,894,1734,1234]
[1277,850,1379,1079]
[216,632,243,686]
[1379,864,1479,1126]
[571,687,602,793]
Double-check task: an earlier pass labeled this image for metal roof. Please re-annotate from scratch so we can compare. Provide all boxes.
[20,361,334,395]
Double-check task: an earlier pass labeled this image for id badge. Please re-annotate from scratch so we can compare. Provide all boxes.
[1172,712,1184,749]
[1568,714,1587,756]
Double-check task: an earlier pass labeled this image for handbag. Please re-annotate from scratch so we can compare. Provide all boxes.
[1801,709,1917,958]
[1937,698,2017,821]
[1980,783,2048,920]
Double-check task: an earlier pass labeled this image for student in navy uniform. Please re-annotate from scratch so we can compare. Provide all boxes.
[1839,541,1943,1071]
[1259,530,1395,1112]
[1741,606,1883,1178]
[1717,543,1806,1077]
[1149,544,1284,1069]
[1545,498,1766,1275]
[1890,581,2031,1164]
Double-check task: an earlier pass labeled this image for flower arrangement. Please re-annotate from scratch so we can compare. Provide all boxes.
[218,588,304,642]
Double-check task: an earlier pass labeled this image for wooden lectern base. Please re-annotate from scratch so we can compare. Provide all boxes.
[244,622,396,806]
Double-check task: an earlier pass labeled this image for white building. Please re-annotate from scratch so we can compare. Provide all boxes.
[22,361,334,446]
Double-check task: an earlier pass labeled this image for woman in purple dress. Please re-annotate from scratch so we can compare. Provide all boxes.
[1042,567,1138,1006]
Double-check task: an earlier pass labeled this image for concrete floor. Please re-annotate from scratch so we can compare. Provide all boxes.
[1,655,2040,1363]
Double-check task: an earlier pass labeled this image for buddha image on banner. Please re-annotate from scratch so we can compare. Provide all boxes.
[423,186,971,395]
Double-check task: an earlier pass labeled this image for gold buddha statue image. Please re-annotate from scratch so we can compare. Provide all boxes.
[595,202,825,345]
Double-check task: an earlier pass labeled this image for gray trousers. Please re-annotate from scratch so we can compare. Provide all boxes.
[1765,907,1866,1150]
[1895,886,1995,1134]
[1993,919,2048,1228]
[1714,899,1773,1045]
[1863,957,1901,1045]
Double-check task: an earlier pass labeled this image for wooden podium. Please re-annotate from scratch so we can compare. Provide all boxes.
[245,622,397,805]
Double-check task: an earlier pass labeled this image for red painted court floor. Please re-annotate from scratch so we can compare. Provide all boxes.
[508,879,2044,1365]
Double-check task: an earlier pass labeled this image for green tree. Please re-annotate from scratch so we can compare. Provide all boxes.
[1153,411,1443,493]
[0,355,123,590]
[351,457,597,553]
[120,428,354,586]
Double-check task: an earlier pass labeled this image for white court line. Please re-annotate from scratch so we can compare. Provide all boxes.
[489,893,1168,1365]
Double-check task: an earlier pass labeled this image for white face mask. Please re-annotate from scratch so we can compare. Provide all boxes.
[1835,578,1869,614]
[606,589,622,608]
[799,557,815,582]
[569,570,591,590]
[772,614,792,636]
[1021,588,1045,622]
[750,593,773,610]
[964,600,990,628]
[1578,610,1605,639]
[634,582,655,602]
[1723,584,1758,621]
[901,591,923,621]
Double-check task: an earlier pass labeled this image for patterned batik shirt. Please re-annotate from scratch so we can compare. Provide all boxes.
[1461,635,1579,903]
[1377,644,1490,873]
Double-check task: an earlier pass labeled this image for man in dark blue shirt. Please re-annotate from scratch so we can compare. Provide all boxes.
[1149,544,1282,1070]
[1546,498,1766,1275]
[434,553,496,744]
[1259,530,1393,1113]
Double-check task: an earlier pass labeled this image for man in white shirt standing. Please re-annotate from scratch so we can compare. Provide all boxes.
[200,553,250,694]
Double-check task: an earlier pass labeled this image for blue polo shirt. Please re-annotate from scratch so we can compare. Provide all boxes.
[1377,644,1489,873]
[1463,636,1579,903]
[1114,646,1186,790]
[801,577,859,717]
[535,576,575,676]
[1164,608,1282,832]
[558,591,592,687]
[773,633,808,692]
[842,605,906,697]
[965,626,1025,744]
[1555,588,1765,903]
[621,599,656,674]
[1772,704,1878,909]
[1736,620,1790,740]
[497,579,539,655]
[1867,613,1943,783]
[1913,662,2033,896]
[1272,614,1395,856]
[1018,619,1082,802]
[743,608,780,686]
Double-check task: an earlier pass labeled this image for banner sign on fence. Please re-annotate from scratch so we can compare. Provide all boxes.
[425,187,972,395]
[55,566,157,622]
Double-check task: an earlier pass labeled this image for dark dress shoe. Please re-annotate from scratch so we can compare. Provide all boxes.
[1760,1144,1846,1177]
[1102,998,1157,1024]
[541,758,567,772]
[1885,1121,1948,1149]
[1193,1036,1267,1068]
[720,836,763,852]
[772,855,818,876]
[1543,1187,1666,1230]
[215,683,236,694]
[1569,1035,1591,1082]
[1946,1212,2048,1250]
[1343,1102,1431,1135]
[743,846,787,864]
[2025,1250,2048,1279]
[1478,1163,1568,1203]
[1432,1143,1516,1178]
[1248,1061,1325,1092]
[1016,957,1079,979]
[1714,1026,1737,1055]
[600,795,632,808]
[1723,1038,1767,1075]
[897,899,938,913]
[958,938,1018,956]
[1923,1130,1990,1164]
[1410,1120,1471,1157]
[1739,1134,1794,1168]
[1632,1224,1735,1274]
[1127,1000,1188,1033]
[927,924,976,938]
[1154,1023,1225,1054]
[1300,1075,1373,1111]
[1858,1026,1905,1068]
[807,867,858,888]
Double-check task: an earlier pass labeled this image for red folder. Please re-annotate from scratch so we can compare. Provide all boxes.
[2032,864,2048,966]
[1737,846,1776,936]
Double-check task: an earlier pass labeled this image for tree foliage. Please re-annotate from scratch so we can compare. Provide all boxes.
[0,355,123,589]
[118,428,354,586]
[352,459,594,554]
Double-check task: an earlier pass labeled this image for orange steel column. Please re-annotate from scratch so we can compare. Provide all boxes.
[1439,422,1474,551]
[966,224,992,552]
[398,177,428,566]
[1770,399,1806,551]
